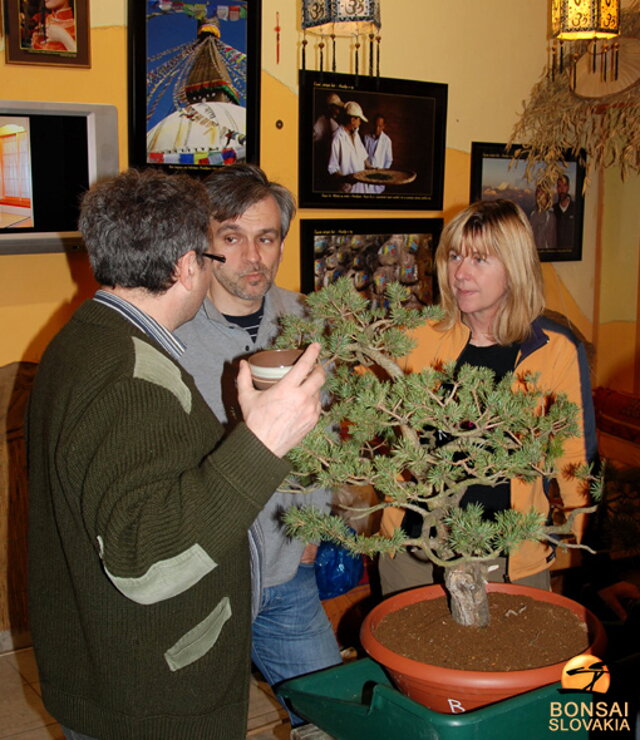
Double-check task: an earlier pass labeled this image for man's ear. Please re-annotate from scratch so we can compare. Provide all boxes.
[174,250,198,289]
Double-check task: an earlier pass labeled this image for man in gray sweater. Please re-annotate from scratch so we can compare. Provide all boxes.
[176,164,341,727]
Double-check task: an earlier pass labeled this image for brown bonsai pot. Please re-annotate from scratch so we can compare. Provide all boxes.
[360,583,607,714]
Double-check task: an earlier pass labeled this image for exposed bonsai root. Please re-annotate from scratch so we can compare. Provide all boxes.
[445,562,490,627]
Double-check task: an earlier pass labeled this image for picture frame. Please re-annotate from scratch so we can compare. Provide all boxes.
[469,142,586,262]
[4,0,90,67]
[300,218,443,311]
[128,0,261,175]
[299,71,447,210]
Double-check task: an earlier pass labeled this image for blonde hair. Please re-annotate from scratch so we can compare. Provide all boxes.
[435,199,544,345]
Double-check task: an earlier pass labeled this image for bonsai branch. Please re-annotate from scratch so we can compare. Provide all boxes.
[275,279,600,629]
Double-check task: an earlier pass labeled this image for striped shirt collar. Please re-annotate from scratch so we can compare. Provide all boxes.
[93,289,186,361]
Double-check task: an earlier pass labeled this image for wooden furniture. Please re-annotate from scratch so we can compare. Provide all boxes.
[594,386,640,468]
[0,362,36,653]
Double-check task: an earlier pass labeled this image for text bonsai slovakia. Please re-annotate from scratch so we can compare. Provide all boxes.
[549,701,630,732]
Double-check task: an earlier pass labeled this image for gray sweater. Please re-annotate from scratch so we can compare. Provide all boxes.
[176,286,331,592]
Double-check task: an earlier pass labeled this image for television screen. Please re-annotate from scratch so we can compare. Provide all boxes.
[0,114,89,234]
[0,101,118,254]
[0,116,34,230]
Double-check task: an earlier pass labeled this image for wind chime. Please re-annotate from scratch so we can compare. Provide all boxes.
[550,0,621,86]
[300,0,382,76]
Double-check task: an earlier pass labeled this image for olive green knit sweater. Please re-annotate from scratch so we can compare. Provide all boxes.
[27,300,290,739]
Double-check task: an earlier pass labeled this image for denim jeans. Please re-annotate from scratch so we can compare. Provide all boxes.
[251,563,342,726]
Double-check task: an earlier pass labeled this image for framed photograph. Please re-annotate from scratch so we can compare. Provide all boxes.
[128,0,261,175]
[4,0,90,67]
[470,142,586,262]
[300,218,443,310]
[299,71,447,210]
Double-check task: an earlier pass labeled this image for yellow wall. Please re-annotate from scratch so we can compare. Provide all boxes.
[0,20,126,364]
[596,170,640,391]
[0,0,638,392]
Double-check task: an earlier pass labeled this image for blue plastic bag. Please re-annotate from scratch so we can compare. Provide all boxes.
[314,539,364,600]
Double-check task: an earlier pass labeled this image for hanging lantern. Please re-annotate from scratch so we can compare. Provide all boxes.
[301,0,381,75]
[550,0,620,84]
[551,0,620,40]
[302,0,381,37]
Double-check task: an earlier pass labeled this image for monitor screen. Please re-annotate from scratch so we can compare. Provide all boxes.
[0,101,118,254]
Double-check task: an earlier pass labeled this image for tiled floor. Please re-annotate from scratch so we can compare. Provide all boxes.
[0,647,291,740]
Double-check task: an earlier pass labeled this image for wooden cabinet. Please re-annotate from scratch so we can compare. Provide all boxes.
[0,362,36,653]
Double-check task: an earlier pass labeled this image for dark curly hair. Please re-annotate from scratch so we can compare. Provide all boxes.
[79,169,212,294]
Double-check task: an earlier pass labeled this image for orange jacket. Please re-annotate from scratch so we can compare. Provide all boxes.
[379,316,596,581]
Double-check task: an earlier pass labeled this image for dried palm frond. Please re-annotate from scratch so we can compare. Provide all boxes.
[510,2,640,189]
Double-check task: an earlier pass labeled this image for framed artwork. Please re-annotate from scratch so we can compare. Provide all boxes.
[128,0,261,175]
[300,218,443,310]
[4,0,90,67]
[299,71,447,210]
[470,142,586,262]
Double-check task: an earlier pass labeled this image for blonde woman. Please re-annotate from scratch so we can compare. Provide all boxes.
[378,199,638,618]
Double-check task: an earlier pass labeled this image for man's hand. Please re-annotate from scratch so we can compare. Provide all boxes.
[300,544,318,564]
[597,580,640,621]
[237,343,325,458]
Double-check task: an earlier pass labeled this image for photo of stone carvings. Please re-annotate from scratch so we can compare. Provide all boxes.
[300,219,443,309]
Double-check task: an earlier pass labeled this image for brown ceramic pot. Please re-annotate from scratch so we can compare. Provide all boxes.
[360,582,607,714]
[247,348,303,390]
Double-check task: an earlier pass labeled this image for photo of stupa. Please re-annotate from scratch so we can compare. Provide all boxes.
[145,1,249,166]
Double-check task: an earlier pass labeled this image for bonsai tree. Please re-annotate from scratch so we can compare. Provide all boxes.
[275,278,601,628]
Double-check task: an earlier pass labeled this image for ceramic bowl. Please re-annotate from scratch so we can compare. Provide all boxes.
[247,348,304,390]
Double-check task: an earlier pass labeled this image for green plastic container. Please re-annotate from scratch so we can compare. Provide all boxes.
[277,658,588,740]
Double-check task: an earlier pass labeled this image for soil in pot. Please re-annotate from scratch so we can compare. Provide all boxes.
[374,592,590,672]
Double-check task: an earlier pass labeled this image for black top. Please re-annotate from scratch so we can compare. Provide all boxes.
[455,341,520,517]
[455,341,519,383]
[402,339,520,538]
[223,300,265,343]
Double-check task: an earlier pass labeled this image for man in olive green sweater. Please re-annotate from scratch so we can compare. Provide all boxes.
[26,169,324,740]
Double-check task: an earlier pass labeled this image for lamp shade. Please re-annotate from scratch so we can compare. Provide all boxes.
[551,0,620,40]
[302,0,381,37]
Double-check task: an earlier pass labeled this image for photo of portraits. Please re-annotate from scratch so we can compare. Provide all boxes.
[300,218,443,310]
[5,0,90,67]
[470,142,586,262]
[299,72,447,210]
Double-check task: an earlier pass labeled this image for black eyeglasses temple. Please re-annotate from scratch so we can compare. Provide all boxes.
[202,253,226,264]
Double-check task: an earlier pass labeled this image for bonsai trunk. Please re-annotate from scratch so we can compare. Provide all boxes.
[444,562,490,627]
